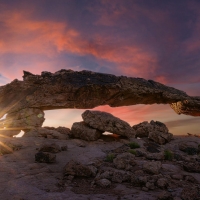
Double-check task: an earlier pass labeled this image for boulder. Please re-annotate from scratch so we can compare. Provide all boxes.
[148,121,173,144]
[143,161,162,174]
[132,121,153,138]
[181,187,200,200]
[148,131,173,145]
[71,121,102,141]
[150,120,169,133]
[133,120,173,144]
[35,152,56,163]
[113,152,136,170]
[63,160,97,177]
[179,141,199,155]
[156,178,168,189]
[183,162,200,173]
[112,171,131,183]
[82,110,136,138]
[131,175,148,186]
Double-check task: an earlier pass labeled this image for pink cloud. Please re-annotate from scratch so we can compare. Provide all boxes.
[0,7,160,81]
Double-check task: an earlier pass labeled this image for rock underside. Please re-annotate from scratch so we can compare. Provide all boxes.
[0,69,199,133]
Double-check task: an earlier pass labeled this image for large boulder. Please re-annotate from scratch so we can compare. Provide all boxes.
[133,120,173,144]
[132,121,153,138]
[71,121,103,141]
[82,110,136,138]
[148,121,173,144]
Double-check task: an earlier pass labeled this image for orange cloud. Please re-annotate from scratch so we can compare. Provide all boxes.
[0,10,80,56]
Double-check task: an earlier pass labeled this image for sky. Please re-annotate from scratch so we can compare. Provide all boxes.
[0,0,200,135]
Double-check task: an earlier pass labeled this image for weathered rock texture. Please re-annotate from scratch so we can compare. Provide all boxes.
[133,120,173,144]
[71,121,103,141]
[82,110,136,138]
[0,69,199,132]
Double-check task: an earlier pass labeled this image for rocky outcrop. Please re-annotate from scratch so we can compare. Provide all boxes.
[0,69,199,133]
[133,120,173,144]
[132,121,153,137]
[82,110,136,138]
[71,122,103,141]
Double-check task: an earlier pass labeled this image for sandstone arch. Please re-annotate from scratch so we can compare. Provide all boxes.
[0,69,199,136]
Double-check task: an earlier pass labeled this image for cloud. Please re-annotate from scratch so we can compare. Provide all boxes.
[0,0,200,90]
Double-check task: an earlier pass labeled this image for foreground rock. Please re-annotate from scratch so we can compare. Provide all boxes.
[0,69,199,133]
[0,135,199,200]
[82,110,136,138]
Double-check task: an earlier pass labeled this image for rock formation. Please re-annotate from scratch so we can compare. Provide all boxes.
[82,110,136,138]
[133,120,173,144]
[0,69,199,133]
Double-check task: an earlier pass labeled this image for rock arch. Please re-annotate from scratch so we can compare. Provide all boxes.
[0,69,199,136]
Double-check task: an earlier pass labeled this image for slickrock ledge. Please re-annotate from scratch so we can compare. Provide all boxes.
[0,69,199,132]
